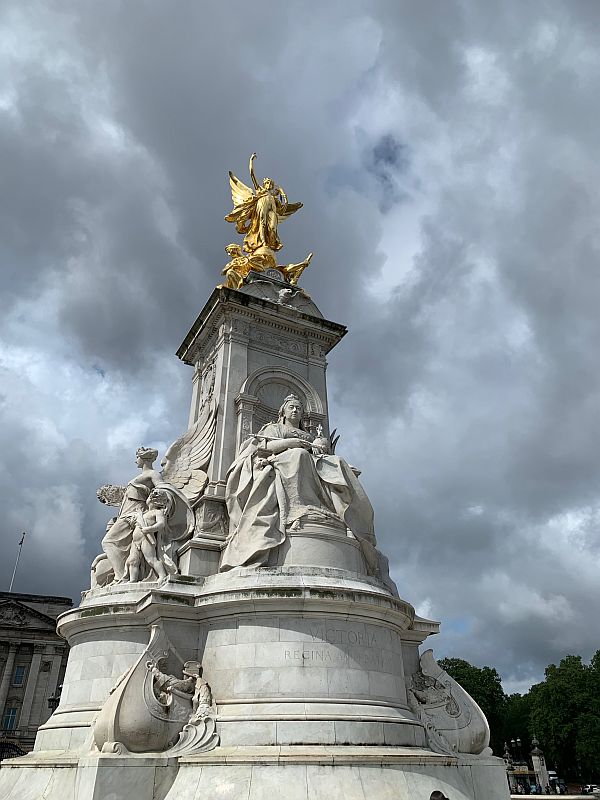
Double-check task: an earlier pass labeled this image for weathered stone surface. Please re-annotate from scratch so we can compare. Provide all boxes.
[0,274,510,800]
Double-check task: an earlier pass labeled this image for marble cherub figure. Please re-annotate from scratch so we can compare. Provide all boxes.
[125,489,176,583]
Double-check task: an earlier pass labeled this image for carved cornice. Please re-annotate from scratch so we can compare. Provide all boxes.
[177,290,345,366]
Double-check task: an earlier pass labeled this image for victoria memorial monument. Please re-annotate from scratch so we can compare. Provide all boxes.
[0,155,511,799]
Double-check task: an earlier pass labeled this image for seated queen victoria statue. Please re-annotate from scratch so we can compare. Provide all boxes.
[220,394,381,573]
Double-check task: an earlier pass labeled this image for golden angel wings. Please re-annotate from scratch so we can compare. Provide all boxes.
[225,172,303,232]
[224,153,302,248]
[221,153,312,288]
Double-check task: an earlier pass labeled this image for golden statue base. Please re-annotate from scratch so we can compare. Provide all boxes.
[218,244,312,291]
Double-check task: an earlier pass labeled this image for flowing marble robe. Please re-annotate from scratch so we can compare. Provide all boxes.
[220,423,376,570]
[102,477,152,581]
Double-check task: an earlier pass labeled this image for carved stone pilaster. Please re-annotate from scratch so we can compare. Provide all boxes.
[19,646,45,728]
[0,643,18,714]
[235,392,259,450]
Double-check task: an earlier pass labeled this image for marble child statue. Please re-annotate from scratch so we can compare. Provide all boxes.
[125,489,177,583]
[93,402,218,588]
[220,394,380,571]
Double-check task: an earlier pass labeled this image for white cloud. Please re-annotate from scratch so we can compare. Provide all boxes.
[1,0,599,693]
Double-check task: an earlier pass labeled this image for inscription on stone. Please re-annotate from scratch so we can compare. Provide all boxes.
[285,649,333,661]
[307,626,377,647]
[284,646,383,669]
[281,624,386,670]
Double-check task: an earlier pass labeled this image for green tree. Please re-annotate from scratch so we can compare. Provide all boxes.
[529,651,600,781]
[437,651,600,781]
[503,691,533,745]
[438,657,507,755]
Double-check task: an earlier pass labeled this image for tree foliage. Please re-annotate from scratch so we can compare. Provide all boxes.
[439,651,600,782]
[529,652,600,780]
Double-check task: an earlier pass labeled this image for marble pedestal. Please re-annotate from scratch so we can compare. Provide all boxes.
[0,747,510,800]
[0,562,510,800]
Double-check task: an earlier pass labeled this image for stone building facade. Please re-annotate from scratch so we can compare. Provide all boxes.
[0,591,72,755]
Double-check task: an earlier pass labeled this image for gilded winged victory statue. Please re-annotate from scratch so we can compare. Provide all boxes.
[221,153,312,289]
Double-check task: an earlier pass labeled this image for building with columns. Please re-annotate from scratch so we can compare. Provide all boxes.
[0,591,72,755]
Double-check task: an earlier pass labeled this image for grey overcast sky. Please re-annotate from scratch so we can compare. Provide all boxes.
[1,0,600,694]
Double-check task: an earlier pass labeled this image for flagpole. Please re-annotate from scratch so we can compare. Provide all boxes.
[8,532,27,593]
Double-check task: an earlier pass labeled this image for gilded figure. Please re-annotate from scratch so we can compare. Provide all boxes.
[223,154,312,287]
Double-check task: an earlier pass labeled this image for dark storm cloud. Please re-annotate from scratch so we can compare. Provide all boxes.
[1,0,599,691]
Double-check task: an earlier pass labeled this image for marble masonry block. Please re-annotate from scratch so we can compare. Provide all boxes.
[62,678,94,706]
[74,757,160,800]
[90,676,117,701]
[160,767,202,800]
[248,764,309,800]
[0,765,77,800]
[305,765,366,800]
[254,640,288,668]
[210,666,237,697]
[367,669,400,699]
[380,646,400,674]
[235,642,256,668]
[468,761,515,800]
[205,621,237,647]
[278,665,329,695]
[237,619,280,643]
[357,764,411,800]
[276,720,336,745]
[278,618,320,642]
[69,727,90,750]
[234,667,279,696]
[326,666,370,696]
[402,764,472,800]
[383,721,417,746]
[178,538,221,578]
[193,764,254,800]
[401,640,421,675]
[334,720,385,745]
[80,654,117,680]
[36,726,73,750]
[218,720,278,747]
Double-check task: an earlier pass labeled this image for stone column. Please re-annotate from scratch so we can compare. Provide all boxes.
[0,643,18,715]
[19,644,44,728]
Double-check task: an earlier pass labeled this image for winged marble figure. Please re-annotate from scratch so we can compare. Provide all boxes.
[93,400,218,587]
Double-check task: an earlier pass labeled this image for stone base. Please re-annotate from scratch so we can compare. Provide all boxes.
[0,747,511,800]
[22,568,505,800]
[270,520,366,573]
[177,537,222,577]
